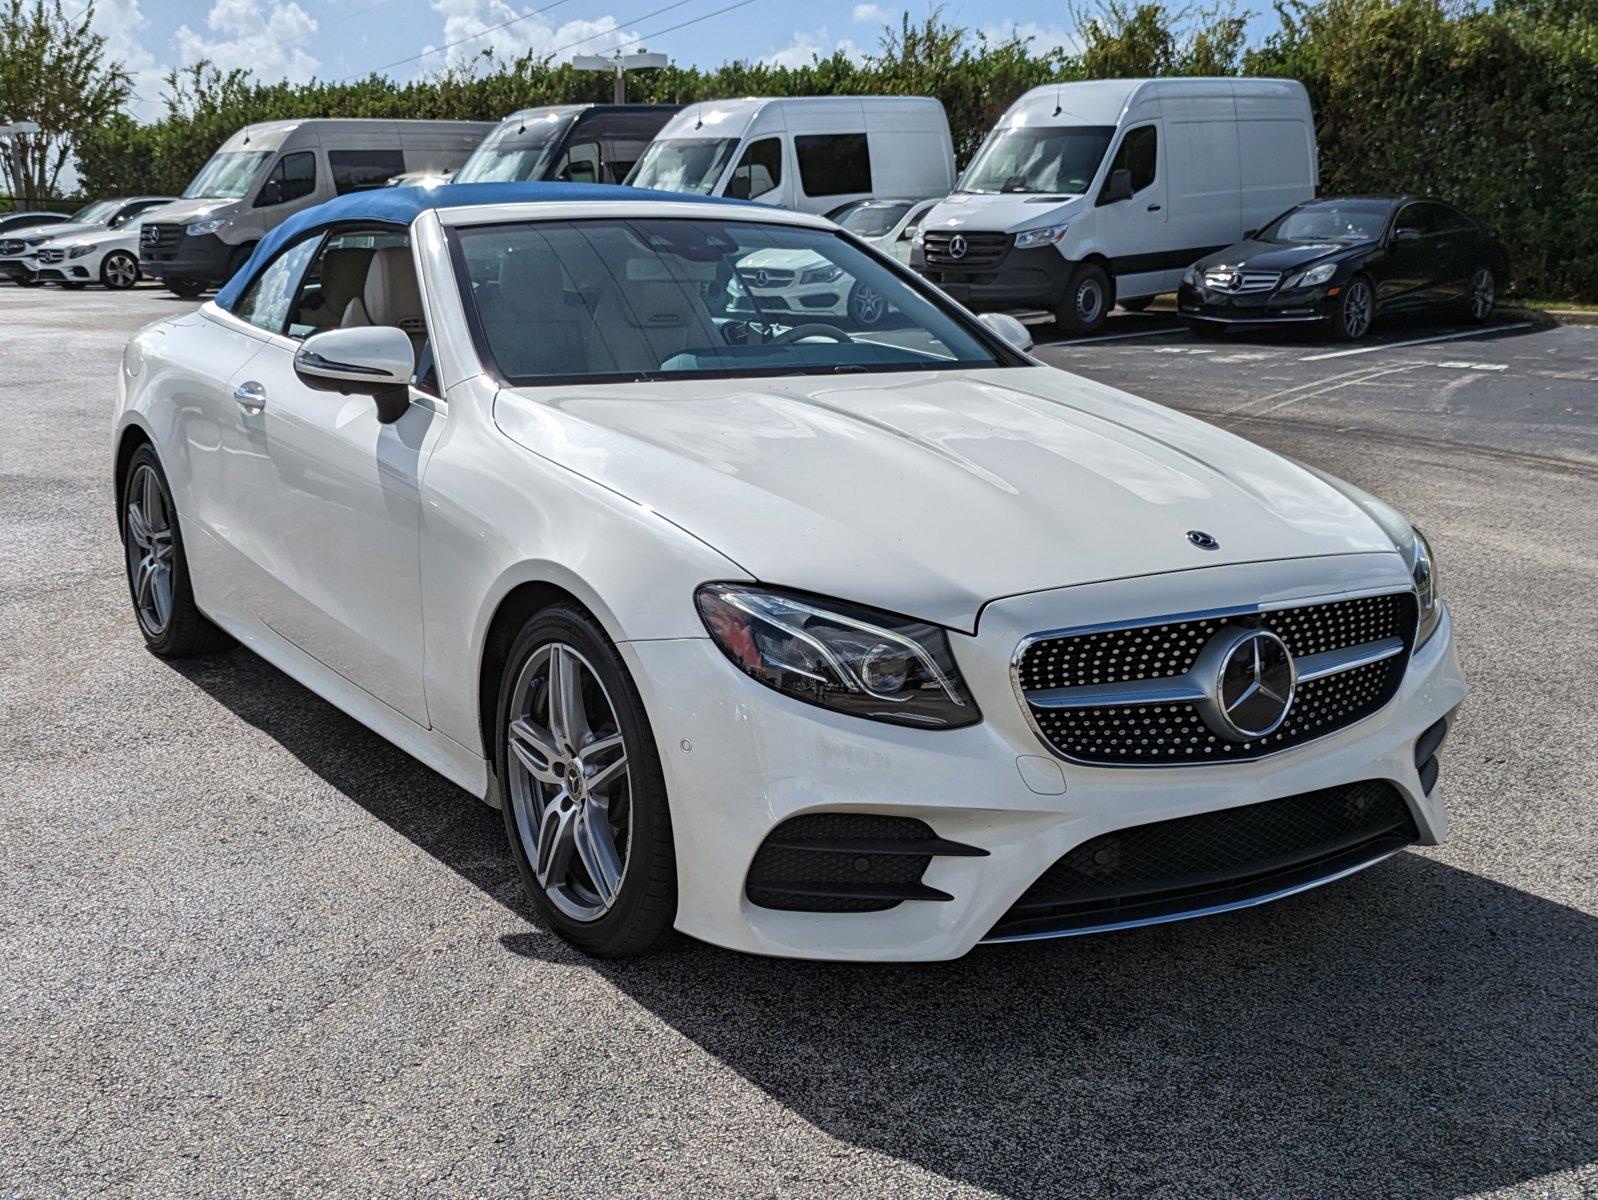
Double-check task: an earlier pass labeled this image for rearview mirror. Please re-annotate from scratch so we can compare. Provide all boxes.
[294,327,415,424]
[1100,168,1134,204]
[979,311,1034,353]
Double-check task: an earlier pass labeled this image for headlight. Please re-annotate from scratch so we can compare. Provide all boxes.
[186,217,227,237]
[1183,265,1199,287]
[912,228,926,247]
[1286,262,1337,289]
[68,244,96,259]
[799,264,843,285]
[1013,223,1068,251]
[695,584,980,728]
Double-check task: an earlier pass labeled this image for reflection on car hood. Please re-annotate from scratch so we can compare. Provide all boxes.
[136,198,228,226]
[920,193,1085,237]
[735,247,829,271]
[494,366,1396,630]
[15,220,106,243]
[1196,238,1365,273]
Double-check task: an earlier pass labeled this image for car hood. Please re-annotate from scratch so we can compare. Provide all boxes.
[53,226,139,250]
[736,247,827,271]
[1196,239,1365,273]
[921,193,1085,237]
[493,366,1396,631]
[23,220,107,243]
[139,198,231,226]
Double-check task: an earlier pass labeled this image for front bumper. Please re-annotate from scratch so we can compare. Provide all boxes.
[912,243,1072,312]
[139,230,234,286]
[35,262,94,283]
[0,257,39,282]
[1178,281,1334,325]
[621,554,1465,961]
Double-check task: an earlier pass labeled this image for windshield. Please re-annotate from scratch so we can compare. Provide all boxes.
[958,125,1115,195]
[625,138,740,195]
[452,217,1014,385]
[1258,201,1392,243]
[455,116,574,183]
[183,150,273,199]
[69,200,118,225]
[834,201,913,238]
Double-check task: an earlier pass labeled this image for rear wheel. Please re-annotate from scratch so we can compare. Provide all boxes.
[1054,264,1111,337]
[101,251,139,290]
[165,277,206,299]
[1331,276,1375,341]
[1462,266,1495,324]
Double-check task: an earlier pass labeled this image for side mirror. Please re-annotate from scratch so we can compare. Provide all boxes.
[899,224,919,242]
[979,311,1034,353]
[294,327,415,424]
[1101,168,1134,204]
[255,178,284,208]
[1392,227,1422,243]
[1242,228,1258,240]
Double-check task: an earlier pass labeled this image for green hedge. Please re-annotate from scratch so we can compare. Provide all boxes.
[73,1,1598,300]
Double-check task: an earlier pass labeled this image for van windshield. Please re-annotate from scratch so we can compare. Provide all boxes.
[183,150,273,199]
[626,138,740,195]
[455,116,574,183]
[957,126,1115,196]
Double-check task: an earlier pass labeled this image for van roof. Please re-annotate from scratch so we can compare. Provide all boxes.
[655,95,946,138]
[498,103,681,122]
[1002,77,1309,126]
[220,118,495,153]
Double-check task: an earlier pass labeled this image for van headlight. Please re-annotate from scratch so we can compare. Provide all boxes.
[695,584,980,728]
[1285,262,1338,289]
[186,217,227,237]
[1014,223,1068,250]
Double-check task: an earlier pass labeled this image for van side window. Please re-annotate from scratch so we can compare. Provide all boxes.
[233,236,320,334]
[794,133,871,197]
[1106,125,1157,196]
[255,151,318,208]
[329,149,406,195]
[727,137,782,200]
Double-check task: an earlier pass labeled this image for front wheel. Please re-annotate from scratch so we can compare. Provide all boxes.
[101,250,139,290]
[1054,264,1111,337]
[121,446,232,657]
[1463,266,1495,324]
[165,277,206,299]
[1331,276,1375,341]
[496,606,677,958]
[847,279,886,327]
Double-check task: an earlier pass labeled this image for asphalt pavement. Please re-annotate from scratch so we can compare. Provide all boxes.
[2,283,1594,1198]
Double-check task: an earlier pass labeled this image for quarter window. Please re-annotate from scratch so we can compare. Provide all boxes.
[727,137,783,200]
[233,237,319,334]
[329,149,406,195]
[794,133,871,197]
[1107,125,1158,195]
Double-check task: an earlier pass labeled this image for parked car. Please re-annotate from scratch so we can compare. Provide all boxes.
[0,209,71,235]
[912,78,1318,335]
[138,118,494,298]
[0,197,173,287]
[829,196,942,265]
[113,181,1463,962]
[626,97,955,215]
[454,104,680,186]
[1178,195,1509,340]
[33,197,178,289]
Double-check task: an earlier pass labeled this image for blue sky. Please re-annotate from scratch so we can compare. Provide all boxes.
[92,0,1081,120]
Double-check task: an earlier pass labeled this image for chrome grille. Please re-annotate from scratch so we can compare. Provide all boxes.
[1202,268,1281,294]
[35,247,64,263]
[922,230,1009,267]
[140,223,184,253]
[1014,591,1418,766]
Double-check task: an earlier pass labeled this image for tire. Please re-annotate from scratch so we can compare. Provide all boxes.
[1331,275,1375,341]
[1120,296,1153,313]
[101,250,139,290]
[1185,319,1225,339]
[1462,265,1495,324]
[120,445,232,657]
[846,279,886,327]
[224,242,256,286]
[1054,264,1111,337]
[495,605,677,958]
[13,273,40,288]
[165,277,206,299]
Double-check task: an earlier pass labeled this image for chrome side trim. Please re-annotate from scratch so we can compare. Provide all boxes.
[979,847,1405,944]
[1295,635,1405,682]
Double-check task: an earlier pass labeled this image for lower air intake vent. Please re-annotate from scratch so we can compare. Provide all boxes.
[745,813,986,913]
[986,780,1418,940]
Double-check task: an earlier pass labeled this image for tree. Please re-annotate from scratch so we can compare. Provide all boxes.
[0,0,130,206]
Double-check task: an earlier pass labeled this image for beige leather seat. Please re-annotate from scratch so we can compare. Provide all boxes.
[481,248,593,377]
[342,247,427,351]
[300,247,371,331]
[590,274,720,372]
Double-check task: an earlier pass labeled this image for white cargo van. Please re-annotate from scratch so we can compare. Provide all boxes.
[138,118,494,297]
[625,96,955,215]
[912,78,1317,334]
[454,104,680,185]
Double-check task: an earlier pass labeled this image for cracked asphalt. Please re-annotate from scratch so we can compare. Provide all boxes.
[2,283,1595,1198]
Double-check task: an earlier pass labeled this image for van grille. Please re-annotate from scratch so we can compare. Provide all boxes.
[922,230,1010,267]
[140,223,184,259]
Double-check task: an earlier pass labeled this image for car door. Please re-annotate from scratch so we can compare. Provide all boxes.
[1094,123,1168,296]
[1380,202,1440,309]
[1426,202,1476,307]
[220,228,442,724]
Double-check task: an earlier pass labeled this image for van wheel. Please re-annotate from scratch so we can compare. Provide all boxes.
[1055,265,1110,336]
[1120,296,1153,313]
[166,278,206,299]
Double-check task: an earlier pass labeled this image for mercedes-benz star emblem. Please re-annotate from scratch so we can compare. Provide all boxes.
[1226,272,1243,291]
[1194,627,1297,741]
[948,234,968,260]
[1187,529,1220,550]
[751,269,769,287]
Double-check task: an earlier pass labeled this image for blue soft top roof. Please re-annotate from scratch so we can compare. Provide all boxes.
[215,180,740,311]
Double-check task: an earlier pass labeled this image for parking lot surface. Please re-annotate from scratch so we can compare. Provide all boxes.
[3,284,1595,1197]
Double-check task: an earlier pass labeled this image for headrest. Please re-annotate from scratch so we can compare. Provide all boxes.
[319,248,371,313]
[362,246,424,332]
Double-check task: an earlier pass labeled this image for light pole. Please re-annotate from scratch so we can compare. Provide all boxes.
[0,120,42,210]
[571,51,668,104]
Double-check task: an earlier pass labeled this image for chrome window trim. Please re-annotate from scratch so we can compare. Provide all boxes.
[1008,586,1421,768]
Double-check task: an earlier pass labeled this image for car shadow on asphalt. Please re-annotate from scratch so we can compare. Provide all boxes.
[172,647,1597,1198]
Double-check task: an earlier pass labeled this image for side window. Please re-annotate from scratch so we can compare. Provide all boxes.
[256,151,318,208]
[793,133,871,197]
[1108,125,1158,194]
[329,149,406,195]
[1394,203,1435,237]
[232,236,320,334]
[1426,202,1472,233]
[726,137,783,200]
[552,139,602,184]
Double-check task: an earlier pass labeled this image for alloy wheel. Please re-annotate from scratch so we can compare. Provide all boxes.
[1469,267,1495,320]
[505,642,633,922]
[1343,280,1373,339]
[124,463,175,636]
[850,282,885,326]
[104,252,138,289]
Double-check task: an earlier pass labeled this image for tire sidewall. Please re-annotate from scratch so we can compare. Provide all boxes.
[494,606,676,956]
[121,445,194,654]
[102,251,138,290]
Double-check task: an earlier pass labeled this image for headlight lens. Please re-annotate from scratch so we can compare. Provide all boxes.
[1405,526,1442,646]
[1286,262,1337,288]
[1182,265,1199,287]
[799,264,843,284]
[1014,223,1068,251]
[186,217,227,237]
[68,243,96,259]
[695,584,980,728]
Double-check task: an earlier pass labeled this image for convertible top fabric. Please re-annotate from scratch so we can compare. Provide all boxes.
[214,180,743,312]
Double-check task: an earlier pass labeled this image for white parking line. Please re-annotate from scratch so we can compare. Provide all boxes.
[1054,326,1182,346]
[1301,323,1534,361]
[1435,360,1508,371]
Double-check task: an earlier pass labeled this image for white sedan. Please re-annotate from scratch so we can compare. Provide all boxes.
[113,182,1465,961]
[24,195,176,289]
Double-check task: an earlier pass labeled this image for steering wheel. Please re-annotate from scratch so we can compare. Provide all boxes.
[774,323,852,344]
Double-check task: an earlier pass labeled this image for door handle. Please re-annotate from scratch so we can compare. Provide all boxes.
[1146,203,1162,212]
[233,381,266,415]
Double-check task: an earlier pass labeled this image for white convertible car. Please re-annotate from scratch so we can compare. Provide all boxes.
[113,182,1465,961]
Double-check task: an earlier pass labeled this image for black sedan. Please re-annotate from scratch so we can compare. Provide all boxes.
[1177,196,1509,340]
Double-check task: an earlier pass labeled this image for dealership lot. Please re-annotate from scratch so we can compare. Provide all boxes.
[2,284,1594,1196]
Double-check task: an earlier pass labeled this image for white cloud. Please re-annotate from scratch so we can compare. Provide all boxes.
[89,0,166,122]
[851,3,891,24]
[173,0,321,84]
[760,28,863,68]
[424,0,641,69]
[980,20,1080,55]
